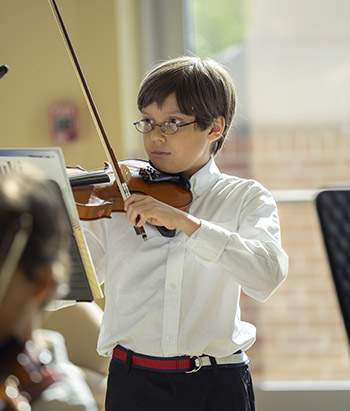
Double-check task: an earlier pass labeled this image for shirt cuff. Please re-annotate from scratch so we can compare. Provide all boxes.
[187,220,230,263]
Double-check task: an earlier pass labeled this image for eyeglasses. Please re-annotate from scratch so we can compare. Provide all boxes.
[133,119,197,135]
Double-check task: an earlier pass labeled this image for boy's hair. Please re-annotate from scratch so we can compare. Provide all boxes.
[137,56,236,156]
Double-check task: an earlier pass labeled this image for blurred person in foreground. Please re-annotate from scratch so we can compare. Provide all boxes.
[0,170,97,411]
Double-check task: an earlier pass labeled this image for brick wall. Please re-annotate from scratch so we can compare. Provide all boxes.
[216,129,350,381]
[251,130,350,190]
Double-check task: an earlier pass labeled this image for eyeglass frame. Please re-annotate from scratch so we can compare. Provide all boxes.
[133,119,197,135]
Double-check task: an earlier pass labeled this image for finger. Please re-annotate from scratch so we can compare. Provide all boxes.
[125,198,152,225]
[124,194,140,211]
[129,201,164,227]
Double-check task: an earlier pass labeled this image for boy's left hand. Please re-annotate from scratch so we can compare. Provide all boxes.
[124,194,201,237]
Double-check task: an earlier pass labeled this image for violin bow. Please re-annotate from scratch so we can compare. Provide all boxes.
[48,0,148,241]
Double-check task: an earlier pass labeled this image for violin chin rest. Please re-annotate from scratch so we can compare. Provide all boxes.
[156,226,176,238]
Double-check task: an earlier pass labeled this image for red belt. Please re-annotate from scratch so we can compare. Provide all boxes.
[113,345,201,373]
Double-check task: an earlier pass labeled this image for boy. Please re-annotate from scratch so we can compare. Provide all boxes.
[82,56,288,410]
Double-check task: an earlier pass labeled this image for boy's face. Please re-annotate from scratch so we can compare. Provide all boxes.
[141,93,216,178]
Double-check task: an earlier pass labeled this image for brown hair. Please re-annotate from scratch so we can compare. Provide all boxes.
[137,56,236,156]
[0,172,69,281]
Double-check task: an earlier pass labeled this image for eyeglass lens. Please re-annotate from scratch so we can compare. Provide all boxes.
[136,120,178,135]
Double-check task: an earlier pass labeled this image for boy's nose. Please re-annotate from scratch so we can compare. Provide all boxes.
[151,126,167,142]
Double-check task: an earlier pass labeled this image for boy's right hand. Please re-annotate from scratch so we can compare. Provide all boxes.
[124,194,201,237]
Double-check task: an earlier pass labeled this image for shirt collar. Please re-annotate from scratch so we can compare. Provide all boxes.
[190,158,221,197]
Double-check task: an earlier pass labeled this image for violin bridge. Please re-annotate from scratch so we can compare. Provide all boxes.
[120,164,131,184]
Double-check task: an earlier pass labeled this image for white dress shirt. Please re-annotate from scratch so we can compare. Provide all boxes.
[82,159,288,358]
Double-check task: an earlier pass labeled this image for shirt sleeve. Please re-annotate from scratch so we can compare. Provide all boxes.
[187,183,288,302]
[80,219,108,285]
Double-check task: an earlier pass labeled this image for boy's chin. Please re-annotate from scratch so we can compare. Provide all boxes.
[148,159,181,175]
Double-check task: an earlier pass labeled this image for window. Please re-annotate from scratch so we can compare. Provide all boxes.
[189,0,248,57]
[186,0,350,385]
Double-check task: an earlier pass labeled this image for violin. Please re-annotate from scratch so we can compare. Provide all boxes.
[67,159,192,221]
[49,0,193,240]
[0,337,58,411]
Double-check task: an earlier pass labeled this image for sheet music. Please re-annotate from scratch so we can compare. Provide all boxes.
[0,148,102,301]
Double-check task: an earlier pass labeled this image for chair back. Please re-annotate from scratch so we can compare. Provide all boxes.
[316,189,350,345]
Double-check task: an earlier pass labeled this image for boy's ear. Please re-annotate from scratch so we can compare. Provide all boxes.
[207,116,225,142]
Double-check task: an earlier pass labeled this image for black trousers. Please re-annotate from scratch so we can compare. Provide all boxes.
[105,358,255,411]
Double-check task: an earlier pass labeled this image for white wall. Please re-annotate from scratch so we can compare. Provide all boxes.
[255,381,350,411]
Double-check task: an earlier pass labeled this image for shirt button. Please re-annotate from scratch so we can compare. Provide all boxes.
[175,239,181,245]
[170,283,176,290]
[166,335,173,342]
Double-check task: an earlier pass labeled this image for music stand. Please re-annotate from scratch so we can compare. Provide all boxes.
[0,147,102,302]
[316,189,350,345]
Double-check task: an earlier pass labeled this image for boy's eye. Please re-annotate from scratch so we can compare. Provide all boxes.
[167,119,181,133]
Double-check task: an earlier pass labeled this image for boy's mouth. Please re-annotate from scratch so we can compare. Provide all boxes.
[151,150,170,159]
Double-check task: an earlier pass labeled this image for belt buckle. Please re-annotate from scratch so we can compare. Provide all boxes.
[186,356,203,374]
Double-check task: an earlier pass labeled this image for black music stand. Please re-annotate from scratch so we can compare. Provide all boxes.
[316,189,350,345]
